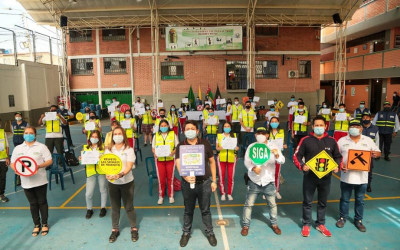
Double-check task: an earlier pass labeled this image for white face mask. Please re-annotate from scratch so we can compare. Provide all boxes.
[234,101,239,105]
[256,134,267,143]
[59,106,64,110]
[185,130,197,139]
[113,135,124,144]
[15,117,22,121]
[90,138,99,144]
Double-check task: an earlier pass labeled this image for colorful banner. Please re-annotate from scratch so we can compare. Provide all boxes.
[165,26,243,51]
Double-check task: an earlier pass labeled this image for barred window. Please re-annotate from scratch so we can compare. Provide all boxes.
[104,57,127,74]
[69,30,92,42]
[102,29,126,41]
[299,60,311,78]
[256,61,278,78]
[71,58,94,75]
[161,61,184,80]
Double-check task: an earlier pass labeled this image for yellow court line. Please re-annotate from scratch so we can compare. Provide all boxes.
[365,193,373,199]
[332,172,340,180]
[59,183,87,208]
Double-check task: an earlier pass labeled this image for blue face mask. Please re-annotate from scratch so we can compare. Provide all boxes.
[209,112,214,116]
[270,108,275,112]
[171,108,175,111]
[360,105,365,109]
[160,127,168,133]
[24,134,35,143]
[349,127,360,137]
[270,122,279,129]
[313,127,325,136]
[223,127,231,133]
[339,108,345,112]
[291,98,295,101]
[125,114,131,118]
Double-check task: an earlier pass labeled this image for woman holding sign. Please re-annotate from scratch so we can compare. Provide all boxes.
[216,121,238,201]
[204,107,219,136]
[83,111,102,143]
[104,127,138,243]
[168,105,179,135]
[80,130,107,219]
[10,126,53,237]
[140,104,153,147]
[121,109,137,148]
[152,120,179,205]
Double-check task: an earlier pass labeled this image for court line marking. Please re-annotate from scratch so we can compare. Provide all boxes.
[1,196,399,210]
[373,172,400,181]
[213,191,230,250]
[60,183,87,208]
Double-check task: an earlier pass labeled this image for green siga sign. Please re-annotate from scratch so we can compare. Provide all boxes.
[105,99,112,106]
[249,143,271,165]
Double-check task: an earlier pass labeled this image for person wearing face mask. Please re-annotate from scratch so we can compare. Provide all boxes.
[11,112,29,147]
[291,102,310,150]
[239,101,257,145]
[38,105,67,157]
[154,109,170,133]
[195,96,202,107]
[265,105,280,128]
[216,122,239,201]
[392,91,400,112]
[336,119,381,232]
[361,111,379,192]
[179,104,188,133]
[133,97,144,134]
[168,105,179,135]
[79,130,107,219]
[83,107,91,122]
[0,119,10,203]
[11,126,53,237]
[121,110,137,148]
[105,127,138,243]
[231,97,243,135]
[241,127,285,237]
[332,103,351,142]
[287,95,298,130]
[104,121,120,148]
[225,100,233,123]
[202,104,211,132]
[175,120,218,247]
[293,116,342,237]
[318,102,331,132]
[83,111,102,144]
[204,108,219,136]
[57,102,75,148]
[372,101,400,161]
[113,105,124,122]
[152,120,179,205]
[140,105,154,146]
[353,101,369,121]
[269,117,287,200]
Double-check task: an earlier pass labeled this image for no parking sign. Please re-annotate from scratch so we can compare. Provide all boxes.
[15,156,38,177]
[120,104,130,112]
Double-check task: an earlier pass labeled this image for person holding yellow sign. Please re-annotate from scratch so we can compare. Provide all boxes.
[83,111,101,144]
[293,116,342,238]
[336,119,380,232]
[104,126,138,243]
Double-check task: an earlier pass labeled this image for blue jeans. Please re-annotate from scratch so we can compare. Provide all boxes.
[339,181,367,221]
[242,180,278,227]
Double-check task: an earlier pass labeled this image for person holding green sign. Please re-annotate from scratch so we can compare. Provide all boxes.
[241,127,285,237]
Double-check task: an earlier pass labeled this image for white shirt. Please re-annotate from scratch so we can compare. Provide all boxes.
[42,117,64,138]
[239,110,257,132]
[287,101,298,115]
[337,135,380,185]
[244,142,285,186]
[105,146,136,185]
[265,111,280,123]
[0,133,9,161]
[11,141,52,189]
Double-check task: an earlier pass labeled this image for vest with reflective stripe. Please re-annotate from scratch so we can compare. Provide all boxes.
[376,111,396,134]
[269,129,285,140]
[12,120,28,145]
[241,109,256,128]
[155,131,175,161]
[355,108,369,120]
[142,111,153,125]
[293,110,308,132]
[334,113,350,131]
[362,124,379,142]
[122,118,136,138]
[59,109,71,123]
[83,146,105,177]
[206,115,219,134]
[114,111,124,122]
[84,119,100,139]
[46,119,61,133]
[0,129,7,159]
[217,133,236,163]
[232,105,243,121]
[168,113,179,127]
[202,110,209,120]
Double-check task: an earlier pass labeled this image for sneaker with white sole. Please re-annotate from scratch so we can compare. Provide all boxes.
[276,192,282,199]
[262,195,266,200]
[221,195,226,201]
[169,197,175,204]
[157,197,163,205]
[227,195,233,201]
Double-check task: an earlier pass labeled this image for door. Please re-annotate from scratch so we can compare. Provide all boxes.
[370,79,382,113]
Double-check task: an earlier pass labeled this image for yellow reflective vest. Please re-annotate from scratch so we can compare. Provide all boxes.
[241,109,256,128]
[122,118,137,139]
[232,104,243,121]
[217,133,237,163]
[0,129,7,159]
[142,111,153,125]
[334,113,350,131]
[168,113,179,127]
[293,110,308,132]
[83,146,104,177]
[206,115,219,134]
[46,119,61,133]
[114,111,124,122]
[84,119,100,140]
[155,131,175,161]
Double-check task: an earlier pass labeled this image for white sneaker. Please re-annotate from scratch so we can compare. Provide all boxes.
[262,195,266,200]
[169,197,175,204]
[221,195,226,201]
[276,192,282,200]
[279,175,285,185]
[157,197,163,205]
[227,195,233,201]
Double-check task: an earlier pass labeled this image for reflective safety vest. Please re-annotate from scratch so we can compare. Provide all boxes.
[0,129,7,159]
[206,115,219,134]
[217,133,237,163]
[46,119,61,133]
[376,111,396,134]
[83,146,104,177]
[293,110,308,132]
[12,120,28,145]
[232,104,243,121]
[319,108,331,122]
[155,116,171,131]
[59,109,71,123]
[269,129,285,140]
[241,109,256,128]
[142,111,153,125]
[202,109,209,120]
[84,119,100,139]
[122,118,137,139]
[155,131,175,161]
[355,108,369,120]
[362,124,379,142]
[334,113,350,131]
[168,113,179,127]
[114,111,124,122]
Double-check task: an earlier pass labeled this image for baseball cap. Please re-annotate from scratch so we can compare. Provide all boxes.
[255,127,268,134]
[383,101,391,105]
[360,101,365,104]
[349,119,361,127]
[361,111,371,117]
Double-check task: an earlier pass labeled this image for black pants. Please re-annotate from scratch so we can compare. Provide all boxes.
[181,179,214,236]
[45,138,64,154]
[24,184,48,226]
[302,172,331,226]
[108,181,137,229]
[62,125,73,148]
[368,161,374,186]
[294,134,307,151]
[0,162,8,195]
[379,133,392,157]
[135,116,142,134]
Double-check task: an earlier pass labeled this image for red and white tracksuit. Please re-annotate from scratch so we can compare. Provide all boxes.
[274,162,281,192]
[217,156,237,196]
[155,160,175,198]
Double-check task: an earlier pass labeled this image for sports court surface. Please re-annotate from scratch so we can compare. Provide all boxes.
[1,121,399,250]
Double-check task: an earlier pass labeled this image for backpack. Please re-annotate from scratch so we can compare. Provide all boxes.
[173,178,182,191]
[64,149,79,166]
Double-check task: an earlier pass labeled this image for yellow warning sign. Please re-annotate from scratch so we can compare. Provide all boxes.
[98,154,123,175]
[347,149,371,171]
[276,100,284,110]
[305,150,338,179]
[76,112,84,121]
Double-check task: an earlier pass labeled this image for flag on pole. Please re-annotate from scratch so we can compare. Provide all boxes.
[188,86,195,109]
[206,85,214,108]
[214,85,221,107]
[198,85,202,101]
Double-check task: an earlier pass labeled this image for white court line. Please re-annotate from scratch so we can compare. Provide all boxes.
[373,172,400,181]
[213,191,230,250]
[5,168,85,196]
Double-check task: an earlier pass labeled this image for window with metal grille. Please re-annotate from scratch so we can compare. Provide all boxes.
[69,30,92,42]
[8,95,15,107]
[71,58,94,75]
[395,35,400,49]
[102,29,126,41]
[104,57,127,74]
[299,60,311,78]
[226,61,248,90]
[161,61,184,80]
[256,61,278,78]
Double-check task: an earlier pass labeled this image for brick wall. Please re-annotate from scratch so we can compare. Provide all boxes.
[364,52,383,70]
[99,29,130,54]
[347,56,363,72]
[345,84,369,112]
[68,58,98,89]
[100,57,131,88]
